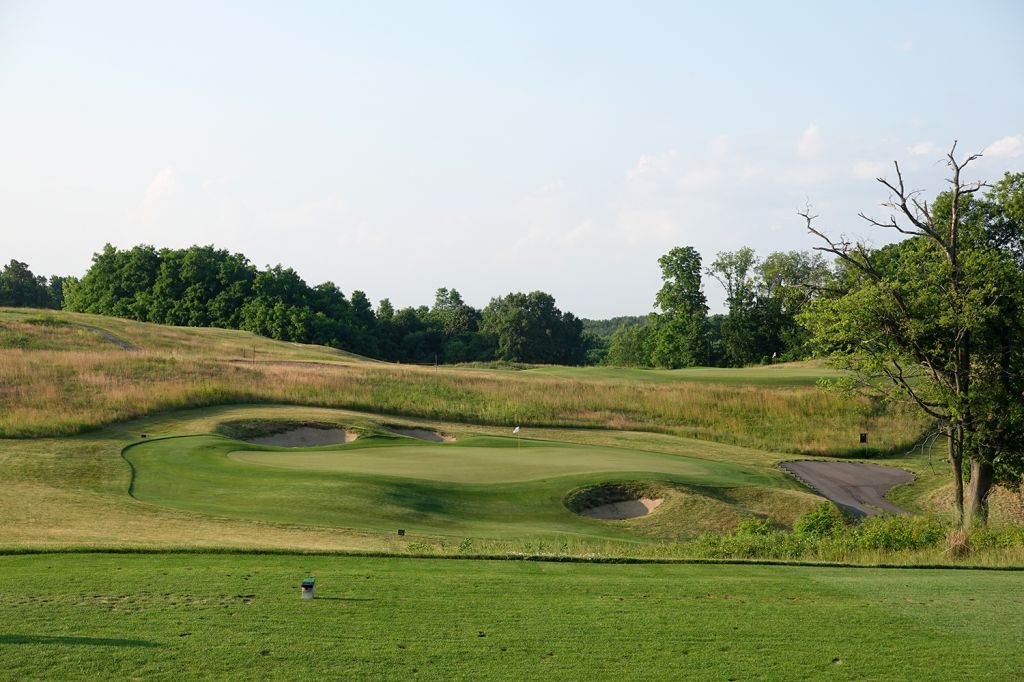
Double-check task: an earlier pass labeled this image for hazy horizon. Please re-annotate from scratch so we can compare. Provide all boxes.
[3,1,1022,316]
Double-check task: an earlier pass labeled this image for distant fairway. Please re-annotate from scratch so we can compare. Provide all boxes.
[525,363,845,386]
[126,434,778,540]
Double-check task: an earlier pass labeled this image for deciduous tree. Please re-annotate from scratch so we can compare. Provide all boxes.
[801,146,1024,526]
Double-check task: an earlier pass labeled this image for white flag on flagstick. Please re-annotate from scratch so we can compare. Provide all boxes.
[512,426,520,434]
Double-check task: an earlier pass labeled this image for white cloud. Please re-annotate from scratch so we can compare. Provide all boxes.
[984,134,1024,158]
[907,141,936,156]
[678,167,722,190]
[139,167,182,217]
[539,179,564,194]
[614,208,678,244]
[561,219,595,246]
[851,160,890,180]
[707,134,734,161]
[797,124,822,159]
[627,151,678,180]
[895,39,914,52]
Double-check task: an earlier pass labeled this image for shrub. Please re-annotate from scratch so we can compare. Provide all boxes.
[859,514,945,551]
[734,516,774,536]
[793,502,846,538]
[969,525,1024,551]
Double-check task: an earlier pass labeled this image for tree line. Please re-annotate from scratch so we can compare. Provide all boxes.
[0,260,69,310]
[1,244,589,365]
[604,247,830,368]
[3,241,830,368]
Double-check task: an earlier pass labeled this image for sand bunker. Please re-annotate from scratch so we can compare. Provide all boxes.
[780,460,914,517]
[245,427,358,447]
[387,427,455,443]
[580,498,664,520]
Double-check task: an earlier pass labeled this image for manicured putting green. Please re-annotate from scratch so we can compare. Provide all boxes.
[125,434,776,539]
[229,441,711,483]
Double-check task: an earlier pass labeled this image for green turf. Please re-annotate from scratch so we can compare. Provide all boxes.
[125,434,776,540]
[1,553,1020,681]
[525,363,844,386]
[229,437,726,483]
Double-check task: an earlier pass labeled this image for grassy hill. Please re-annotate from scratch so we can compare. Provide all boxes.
[0,307,988,557]
[0,307,923,457]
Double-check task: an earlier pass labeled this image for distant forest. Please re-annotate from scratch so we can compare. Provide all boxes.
[1,243,828,367]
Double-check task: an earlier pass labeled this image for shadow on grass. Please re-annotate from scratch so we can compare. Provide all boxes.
[313,597,375,602]
[0,634,160,647]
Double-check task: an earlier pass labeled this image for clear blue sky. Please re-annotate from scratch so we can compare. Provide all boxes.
[2,0,1022,316]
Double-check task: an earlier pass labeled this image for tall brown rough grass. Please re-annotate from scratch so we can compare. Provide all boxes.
[0,348,926,454]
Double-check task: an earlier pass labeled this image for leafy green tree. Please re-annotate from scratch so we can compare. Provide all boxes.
[47,275,69,309]
[481,291,585,364]
[581,316,647,341]
[376,298,395,321]
[986,172,1024,266]
[755,250,831,360]
[431,288,477,340]
[239,265,313,341]
[801,148,1024,526]
[655,246,707,317]
[605,318,655,366]
[0,260,53,308]
[707,247,763,366]
[64,244,161,318]
[650,246,707,368]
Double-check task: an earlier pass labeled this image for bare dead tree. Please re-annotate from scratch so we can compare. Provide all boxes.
[801,142,993,525]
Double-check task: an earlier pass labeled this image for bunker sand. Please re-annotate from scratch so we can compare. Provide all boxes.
[245,427,358,447]
[388,427,455,442]
[780,461,914,517]
[580,498,664,520]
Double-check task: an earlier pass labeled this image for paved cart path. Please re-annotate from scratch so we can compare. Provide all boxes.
[779,460,914,517]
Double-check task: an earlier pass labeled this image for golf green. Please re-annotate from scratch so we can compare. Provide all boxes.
[229,441,715,483]
[125,434,777,539]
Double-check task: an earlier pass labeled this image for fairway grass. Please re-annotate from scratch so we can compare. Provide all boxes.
[1,553,1021,681]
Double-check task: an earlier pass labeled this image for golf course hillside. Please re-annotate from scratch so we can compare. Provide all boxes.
[2,308,1023,679]
[4,307,1023,555]
[0,307,925,457]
